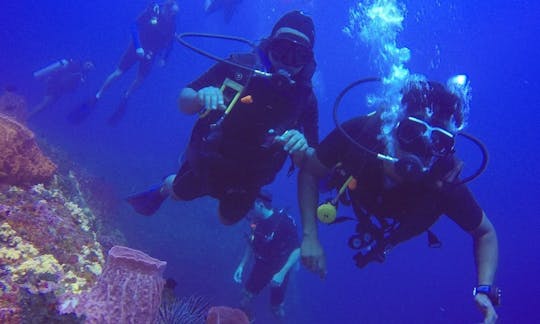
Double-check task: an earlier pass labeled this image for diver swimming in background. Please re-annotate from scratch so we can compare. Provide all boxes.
[298,76,501,324]
[68,0,179,126]
[233,191,300,320]
[204,0,243,23]
[30,59,94,118]
[126,11,319,225]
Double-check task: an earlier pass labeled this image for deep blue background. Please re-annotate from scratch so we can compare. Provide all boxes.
[1,0,539,323]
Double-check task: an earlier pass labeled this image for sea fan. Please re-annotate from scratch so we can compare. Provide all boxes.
[157,295,210,324]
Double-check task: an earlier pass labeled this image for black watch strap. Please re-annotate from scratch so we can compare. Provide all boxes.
[473,285,502,306]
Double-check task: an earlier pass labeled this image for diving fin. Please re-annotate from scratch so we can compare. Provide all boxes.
[108,97,128,126]
[126,184,167,216]
[67,97,97,124]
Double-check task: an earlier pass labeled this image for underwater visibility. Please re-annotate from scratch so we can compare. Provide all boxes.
[1,0,538,323]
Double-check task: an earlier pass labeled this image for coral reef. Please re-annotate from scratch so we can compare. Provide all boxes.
[62,246,167,323]
[0,113,56,186]
[205,306,250,324]
[0,90,28,122]
[0,174,106,322]
[0,91,129,323]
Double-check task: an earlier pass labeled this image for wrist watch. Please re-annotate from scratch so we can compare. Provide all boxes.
[473,285,502,306]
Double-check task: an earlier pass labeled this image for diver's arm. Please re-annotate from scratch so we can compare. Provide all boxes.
[239,245,252,267]
[470,212,499,323]
[471,212,498,285]
[298,148,328,278]
[130,23,144,54]
[275,130,309,166]
[271,248,300,286]
[178,88,202,114]
[278,248,300,275]
[233,245,252,283]
[178,87,224,115]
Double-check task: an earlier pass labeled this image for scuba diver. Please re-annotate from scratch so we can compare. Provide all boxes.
[68,0,179,126]
[233,191,300,320]
[126,10,319,225]
[204,0,243,23]
[297,76,500,324]
[30,58,94,118]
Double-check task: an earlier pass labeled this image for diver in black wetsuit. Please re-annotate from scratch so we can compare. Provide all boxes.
[126,11,319,226]
[69,0,178,125]
[298,77,501,323]
[30,59,94,118]
[233,191,300,320]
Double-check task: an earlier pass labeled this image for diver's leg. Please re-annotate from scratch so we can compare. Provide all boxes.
[123,56,152,99]
[169,162,208,201]
[239,289,255,320]
[107,57,152,125]
[122,73,145,100]
[269,272,290,319]
[241,261,273,320]
[97,43,137,99]
[96,69,123,99]
[29,95,57,118]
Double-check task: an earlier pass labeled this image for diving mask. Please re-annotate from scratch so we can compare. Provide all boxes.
[397,116,455,157]
[268,38,313,68]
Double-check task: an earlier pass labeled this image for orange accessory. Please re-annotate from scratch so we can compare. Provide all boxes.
[240,95,253,104]
[347,177,357,190]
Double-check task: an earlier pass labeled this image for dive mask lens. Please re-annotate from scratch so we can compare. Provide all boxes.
[431,130,455,156]
[269,38,313,67]
[397,118,427,144]
[397,117,455,157]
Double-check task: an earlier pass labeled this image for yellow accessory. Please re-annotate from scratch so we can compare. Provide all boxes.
[199,78,244,119]
[317,202,337,224]
[316,175,356,224]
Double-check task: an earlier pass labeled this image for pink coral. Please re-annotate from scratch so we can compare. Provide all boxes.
[206,306,250,324]
[68,246,166,323]
[0,114,56,186]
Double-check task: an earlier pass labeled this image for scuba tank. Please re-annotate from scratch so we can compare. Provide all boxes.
[33,59,69,80]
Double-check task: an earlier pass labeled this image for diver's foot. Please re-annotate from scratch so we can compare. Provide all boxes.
[126,184,167,216]
[108,97,128,126]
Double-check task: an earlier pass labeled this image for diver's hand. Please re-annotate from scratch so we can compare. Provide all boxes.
[135,47,145,58]
[271,271,285,287]
[301,235,327,279]
[233,265,244,284]
[197,86,225,111]
[474,293,498,324]
[275,129,308,159]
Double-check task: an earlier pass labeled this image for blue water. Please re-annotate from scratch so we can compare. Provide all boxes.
[2,0,539,323]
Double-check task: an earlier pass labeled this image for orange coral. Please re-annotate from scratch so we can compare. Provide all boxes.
[0,114,56,186]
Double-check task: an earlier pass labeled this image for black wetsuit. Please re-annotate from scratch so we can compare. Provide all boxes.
[245,210,299,306]
[45,60,86,97]
[172,52,318,223]
[316,114,483,264]
[118,3,176,76]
